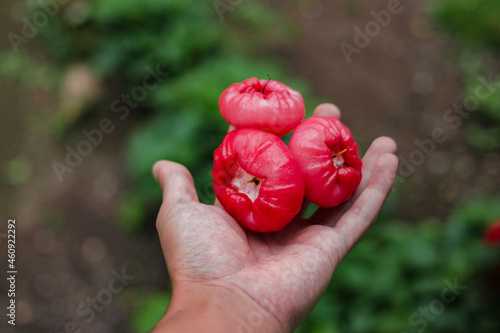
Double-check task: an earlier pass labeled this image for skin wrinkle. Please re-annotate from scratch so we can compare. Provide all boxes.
[305,226,345,267]
[158,200,200,234]
[299,241,335,274]
[160,168,198,200]
[269,229,285,249]
[174,263,235,282]
[329,229,350,265]
[156,204,180,234]
[234,241,325,330]
[224,281,286,332]
[247,232,278,258]
[156,197,199,236]
[249,230,336,327]
[298,224,350,266]
[166,205,249,281]
[209,205,248,238]
[243,240,256,265]
[264,234,276,256]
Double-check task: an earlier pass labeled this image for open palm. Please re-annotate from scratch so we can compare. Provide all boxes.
[153,104,398,332]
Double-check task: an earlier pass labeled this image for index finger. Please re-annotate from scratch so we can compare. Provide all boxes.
[312,136,397,224]
[333,153,398,257]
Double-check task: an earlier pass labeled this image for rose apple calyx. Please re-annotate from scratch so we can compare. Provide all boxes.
[289,116,362,208]
[212,128,305,232]
[218,77,306,137]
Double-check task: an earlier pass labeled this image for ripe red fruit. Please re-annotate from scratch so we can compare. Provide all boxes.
[212,128,305,232]
[218,77,306,137]
[484,220,500,246]
[288,116,362,207]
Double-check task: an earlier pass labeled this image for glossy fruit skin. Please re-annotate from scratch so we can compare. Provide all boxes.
[288,116,362,208]
[218,77,306,137]
[212,128,305,232]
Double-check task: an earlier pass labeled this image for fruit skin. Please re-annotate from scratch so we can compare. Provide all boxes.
[218,77,306,137]
[288,116,362,208]
[212,128,305,232]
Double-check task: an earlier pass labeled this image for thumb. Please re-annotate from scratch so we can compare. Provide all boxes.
[313,103,341,119]
[153,161,199,205]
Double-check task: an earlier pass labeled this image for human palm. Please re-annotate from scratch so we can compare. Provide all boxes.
[153,104,398,332]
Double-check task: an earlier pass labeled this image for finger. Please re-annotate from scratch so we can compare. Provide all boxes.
[361,136,396,177]
[153,160,199,207]
[312,136,397,225]
[353,136,397,202]
[333,153,398,257]
[313,103,341,119]
[214,124,237,208]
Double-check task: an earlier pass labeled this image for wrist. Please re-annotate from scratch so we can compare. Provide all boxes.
[153,281,285,333]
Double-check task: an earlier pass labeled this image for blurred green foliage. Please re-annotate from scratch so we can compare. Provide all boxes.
[298,196,500,333]
[461,54,500,152]
[431,0,500,49]
[129,291,171,333]
[431,0,500,153]
[0,51,59,90]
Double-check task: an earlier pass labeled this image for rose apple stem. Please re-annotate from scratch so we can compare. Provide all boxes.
[332,145,351,158]
[261,74,272,94]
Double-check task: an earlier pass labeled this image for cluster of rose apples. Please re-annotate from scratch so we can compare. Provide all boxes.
[212,78,362,232]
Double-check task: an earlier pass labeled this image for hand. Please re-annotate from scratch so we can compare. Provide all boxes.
[151,103,398,332]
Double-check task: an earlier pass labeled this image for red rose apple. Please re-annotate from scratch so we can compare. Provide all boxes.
[288,116,362,207]
[212,128,305,232]
[218,77,306,137]
[484,220,500,246]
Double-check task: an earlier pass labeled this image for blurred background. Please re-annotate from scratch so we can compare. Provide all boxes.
[0,0,499,332]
